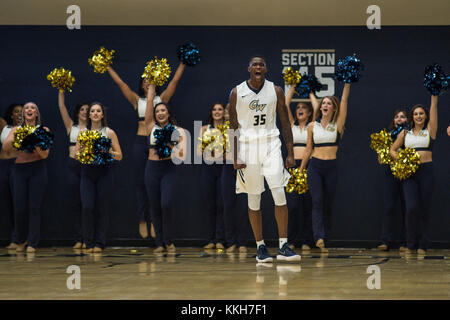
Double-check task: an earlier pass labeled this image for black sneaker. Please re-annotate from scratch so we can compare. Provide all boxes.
[277,243,301,262]
[256,244,273,263]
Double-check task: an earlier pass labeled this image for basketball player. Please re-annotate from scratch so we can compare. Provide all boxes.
[228,55,301,263]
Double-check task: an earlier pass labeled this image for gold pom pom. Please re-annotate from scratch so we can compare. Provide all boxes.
[13,125,36,150]
[286,167,309,194]
[141,57,171,87]
[217,121,231,154]
[370,129,393,164]
[283,67,301,86]
[199,129,218,153]
[88,46,115,74]
[47,68,75,92]
[390,148,421,180]
[76,130,102,164]
[199,121,231,156]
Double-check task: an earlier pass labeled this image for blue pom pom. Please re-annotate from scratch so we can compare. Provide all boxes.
[295,74,323,98]
[92,136,114,165]
[423,63,449,96]
[177,43,201,66]
[153,124,179,159]
[21,126,54,153]
[391,123,410,141]
[335,54,363,83]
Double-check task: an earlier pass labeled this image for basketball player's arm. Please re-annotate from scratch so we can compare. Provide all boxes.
[389,130,406,161]
[145,84,157,135]
[160,62,186,104]
[229,88,246,169]
[299,123,314,172]
[276,86,295,168]
[107,66,139,109]
[58,90,74,135]
[336,83,351,135]
[428,95,438,139]
[285,85,296,126]
[309,92,320,121]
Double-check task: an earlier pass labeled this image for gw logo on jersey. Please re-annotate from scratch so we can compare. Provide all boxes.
[249,100,267,112]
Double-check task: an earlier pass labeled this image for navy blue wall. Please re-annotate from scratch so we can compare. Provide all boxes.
[0,26,449,245]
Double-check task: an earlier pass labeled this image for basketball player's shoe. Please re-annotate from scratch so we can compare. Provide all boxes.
[277,243,301,262]
[256,244,273,263]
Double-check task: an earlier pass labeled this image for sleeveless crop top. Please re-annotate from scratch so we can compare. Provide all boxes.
[0,125,13,145]
[68,125,83,146]
[137,96,163,121]
[313,121,340,147]
[404,128,434,151]
[292,124,308,147]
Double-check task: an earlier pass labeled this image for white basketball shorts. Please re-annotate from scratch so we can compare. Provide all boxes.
[235,137,290,195]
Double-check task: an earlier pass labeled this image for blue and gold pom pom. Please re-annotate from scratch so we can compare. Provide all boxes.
[14,126,54,153]
[77,130,114,165]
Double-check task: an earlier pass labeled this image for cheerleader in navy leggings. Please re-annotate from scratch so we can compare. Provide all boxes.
[284,86,319,251]
[197,103,226,250]
[0,103,23,249]
[221,104,250,254]
[3,102,51,253]
[299,83,351,252]
[57,90,88,249]
[75,102,122,253]
[144,84,186,253]
[377,109,408,252]
[390,95,438,254]
[106,63,185,240]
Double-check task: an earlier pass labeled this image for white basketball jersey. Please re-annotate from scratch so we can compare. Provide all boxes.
[236,80,279,142]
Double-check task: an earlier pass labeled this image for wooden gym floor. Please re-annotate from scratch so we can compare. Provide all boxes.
[0,247,448,300]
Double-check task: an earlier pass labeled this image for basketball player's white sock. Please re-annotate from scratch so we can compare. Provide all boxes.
[256,240,265,248]
[279,238,287,249]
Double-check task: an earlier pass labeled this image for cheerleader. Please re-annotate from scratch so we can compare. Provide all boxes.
[57,90,88,249]
[0,103,23,249]
[299,83,351,252]
[106,62,185,240]
[284,86,319,251]
[377,109,408,251]
[75,102,122,253]
[390,95,438,254]
[221,104,250,253]
[2,102,51,253]
[197,103,226,250]
[144,84,186,253]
